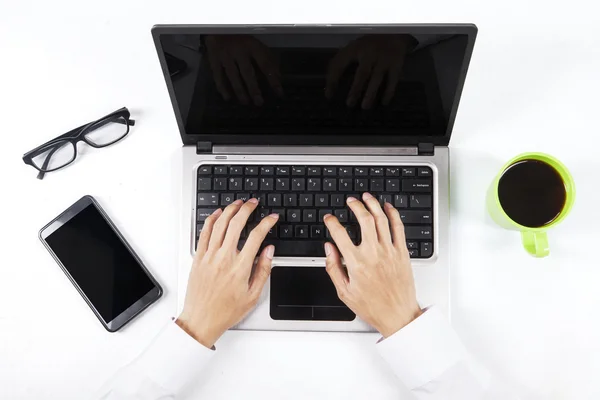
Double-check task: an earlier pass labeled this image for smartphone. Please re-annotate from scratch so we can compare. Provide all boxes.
[39,195,162,332]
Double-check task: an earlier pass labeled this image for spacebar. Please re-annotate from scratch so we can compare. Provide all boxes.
[237,240,325,257]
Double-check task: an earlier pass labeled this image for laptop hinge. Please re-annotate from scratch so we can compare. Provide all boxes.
[196,141,213,154]
[210,145,418,156]
[418,143,435,156]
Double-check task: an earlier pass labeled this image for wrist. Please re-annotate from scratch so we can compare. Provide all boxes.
[175,316,221,349]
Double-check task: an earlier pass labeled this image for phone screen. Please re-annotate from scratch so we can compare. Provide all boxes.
[45,203,157,323]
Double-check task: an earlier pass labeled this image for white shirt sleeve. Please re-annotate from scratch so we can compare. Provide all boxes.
[376,307,519,400]
[94,320,214,400]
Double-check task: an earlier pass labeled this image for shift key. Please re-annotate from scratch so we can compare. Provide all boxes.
[402,179,432,192]
[404,226,433,239]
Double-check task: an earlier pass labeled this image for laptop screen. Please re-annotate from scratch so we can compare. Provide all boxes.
[155,28,474,145]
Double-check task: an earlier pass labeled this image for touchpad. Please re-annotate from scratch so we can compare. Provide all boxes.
[270,267,355,321]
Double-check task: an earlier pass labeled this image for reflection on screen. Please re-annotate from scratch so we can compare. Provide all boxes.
[158,32,469,137]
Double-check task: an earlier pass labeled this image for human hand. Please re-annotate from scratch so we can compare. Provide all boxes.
[176,199,279,348]
[325,35,413,109]
[205,35,283,106]
[323,193,422,337]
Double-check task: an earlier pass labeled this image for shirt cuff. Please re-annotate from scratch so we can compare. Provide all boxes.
[375,306,467,389]
[135,320,215,394]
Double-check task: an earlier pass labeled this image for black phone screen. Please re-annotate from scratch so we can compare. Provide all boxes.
[45,204,156,323]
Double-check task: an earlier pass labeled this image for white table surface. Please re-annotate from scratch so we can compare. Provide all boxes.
[2,1,599,399]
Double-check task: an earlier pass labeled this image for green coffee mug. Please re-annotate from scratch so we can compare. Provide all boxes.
[486,152,575,257]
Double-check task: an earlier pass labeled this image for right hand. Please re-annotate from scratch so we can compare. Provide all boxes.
[205,35,283,106]
[323,192,422,337]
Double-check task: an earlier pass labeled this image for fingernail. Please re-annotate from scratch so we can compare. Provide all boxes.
[248,198,259,204]
[212,208,222,215]
[324,242,333,256]
[323,213,332,221]
[266,245,275,259]
[346,197,357,203]
[384,201,393,209]
[269,213,280,219]
[233,199,243,205]
[362,192,374,200]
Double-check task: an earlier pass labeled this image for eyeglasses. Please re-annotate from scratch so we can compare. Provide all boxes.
[22,107,135,179]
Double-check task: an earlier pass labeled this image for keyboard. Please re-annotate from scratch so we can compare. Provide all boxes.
[196,164,434,258]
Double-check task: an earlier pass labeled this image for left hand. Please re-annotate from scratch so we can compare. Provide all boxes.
[325,35,413,109]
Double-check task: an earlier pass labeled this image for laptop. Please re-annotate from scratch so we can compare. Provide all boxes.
[151,24,477,331]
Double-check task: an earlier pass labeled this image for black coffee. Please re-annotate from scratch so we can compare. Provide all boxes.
[498,160,566,228]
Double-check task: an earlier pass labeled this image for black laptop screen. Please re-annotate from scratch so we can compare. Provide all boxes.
[156,30,472,141]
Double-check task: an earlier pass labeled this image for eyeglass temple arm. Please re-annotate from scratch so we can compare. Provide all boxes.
[36,144,62,180]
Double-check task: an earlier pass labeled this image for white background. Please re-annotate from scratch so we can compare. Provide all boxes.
[1,0,600,399]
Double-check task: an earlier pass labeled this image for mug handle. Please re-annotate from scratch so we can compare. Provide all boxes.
[521,231,549,257]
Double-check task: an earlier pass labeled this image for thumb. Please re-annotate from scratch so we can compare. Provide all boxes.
[324,243,349,296]
[249,245,274,295]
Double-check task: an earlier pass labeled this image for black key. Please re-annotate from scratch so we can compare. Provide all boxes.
[323,167,337,176]
[292,166,306,175]
[197,208,217,222]
[315,194,329,207]
[404,226,433,240]
[355,178,368,191]
[214,166,228,175]
[275,178,290,191]
[268,194,282,206]
[287,209,301,222]
[284,194,298,207]
[394,194,408,208]
[407,241,418,249]
[354,167,368,176]
[311,225,325,239]
[299,194,313,206]
[260,178,274,191]
[334,209,348,223]
[258,208,270,220]
[276,166,290,175]
[253,193,266,205]
[339,179,353,191]
[420,242,433,258]
[418,167,432,177]
[402,167,416,177]
[230,166,243,175]
[408,249,419,257]
[370,167,384,176]
[323,178,337,191]
[303,209,317,222]
[319,209,333,221]
[236,240,325,257]
[280,225,293,238]
[339,167,353,176]
[246,223,259,236]
[345,225,358,239]
[267,226,278,239]
[307,178,321,191]
[292,178,305,191]
[197,178,212,190]
[330,194,345,207]
[386,167,400,176]
[244,177,258,191]
[220,193,235,205]
[245,166,258,175]
[400,210,432,224]
[402,179,432,192]
[385,179,400,192]
[271,208,285,221]
[198,165,212,175]
[370,178,384,191]
[214,178,228,191]
[196,223,204,239]
[295,225,309,238]
[236,193,250,202]
[308,167,321,176]
[198,193,218,206]
[261,166,274,175]
[228,177,243,191]
[410,194,432,208]
[378,194,392,206]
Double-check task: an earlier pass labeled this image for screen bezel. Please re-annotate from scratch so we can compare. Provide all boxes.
[151,23,478,147]
[39,195,162,332]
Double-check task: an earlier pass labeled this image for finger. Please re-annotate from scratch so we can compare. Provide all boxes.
[249,245,275,296]
[237,57,263,106]
[222,198,259,248]
[325,50,352,99]
[362,192,392,243]
[207,54,231,101]
[345,196,377,244]
[240,213,279,261]
[324,242,349,300]
[323,214,355,257]
[347,62,373,107]
[361,64,386,109]
[208,199,244,251]
[253,49,284,97]
[222,57,249,104]
[195,208,222,257]
[382,61,402,105]
[384,202,408,250]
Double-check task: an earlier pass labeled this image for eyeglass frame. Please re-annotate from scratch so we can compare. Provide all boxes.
[22,107,135,179]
